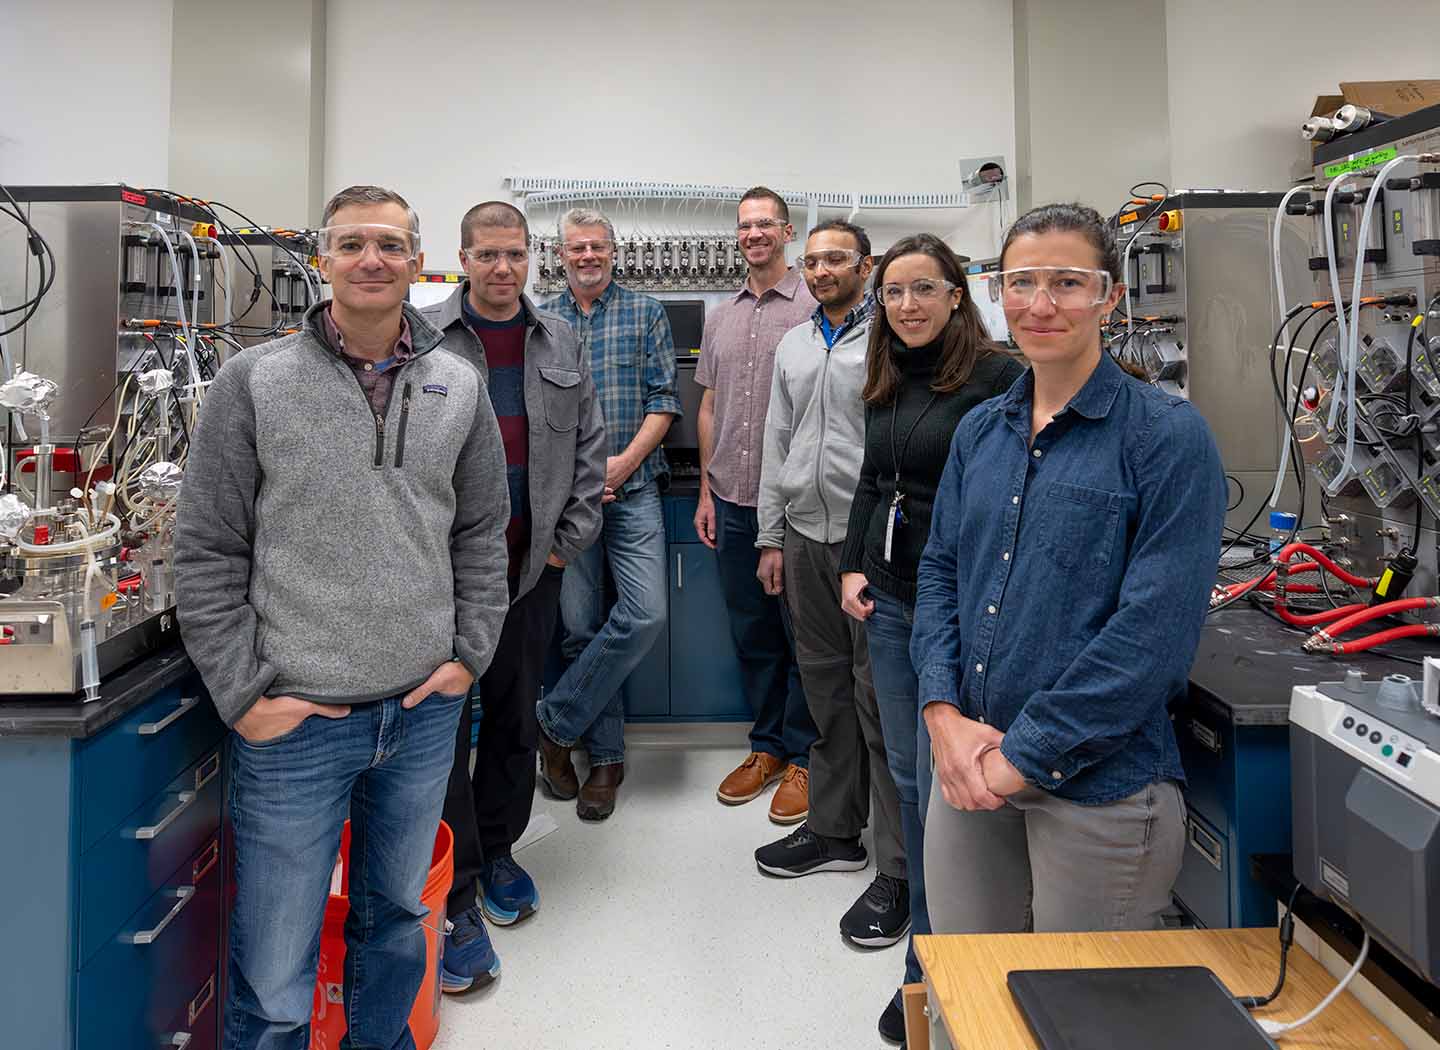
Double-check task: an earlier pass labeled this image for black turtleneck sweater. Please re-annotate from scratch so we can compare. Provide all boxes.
[839,341,1026,604]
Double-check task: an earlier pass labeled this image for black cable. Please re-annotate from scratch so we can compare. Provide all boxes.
[1239,882,1302,1009]
[0,184,58,336]
[1226,474,1246,514]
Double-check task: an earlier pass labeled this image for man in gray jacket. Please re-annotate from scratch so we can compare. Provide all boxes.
[751,221,907,949]
[176,185,511,1050]
[423,201,605,993]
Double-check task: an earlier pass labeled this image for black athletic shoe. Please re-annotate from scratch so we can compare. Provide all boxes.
[840,872,911,947]
[878,993,906,1045]
[754,822,868,877]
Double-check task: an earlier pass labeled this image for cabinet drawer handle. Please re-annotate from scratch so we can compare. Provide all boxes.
[676,552,683,589]
[124,885,195,945]
[1189,718,1221,755]
[169,1033,192,1050]
[1188,819,1224,872]
[130,790,196,840]
[188,973,215,1026]
[138,695,200,736]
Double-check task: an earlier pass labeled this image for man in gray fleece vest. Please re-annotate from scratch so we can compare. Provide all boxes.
[175,185,510,1050]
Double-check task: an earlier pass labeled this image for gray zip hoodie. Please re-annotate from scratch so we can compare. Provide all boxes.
[756,309,872,548]
[175,301,511,727]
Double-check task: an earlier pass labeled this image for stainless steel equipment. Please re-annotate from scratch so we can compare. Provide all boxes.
[0,185,219,697]
[217,229,320,344]
[1290,676,1440,984]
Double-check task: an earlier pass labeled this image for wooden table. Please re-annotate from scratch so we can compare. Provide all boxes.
[913,928,1404,1050]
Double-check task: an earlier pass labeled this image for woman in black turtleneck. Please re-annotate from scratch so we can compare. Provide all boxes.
[838,233,1024,1044]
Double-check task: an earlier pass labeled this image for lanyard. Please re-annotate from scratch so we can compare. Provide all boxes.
[884,391,938,562]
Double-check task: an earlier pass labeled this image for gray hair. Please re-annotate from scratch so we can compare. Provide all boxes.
[558,207,616,245]
[321,185,420,237]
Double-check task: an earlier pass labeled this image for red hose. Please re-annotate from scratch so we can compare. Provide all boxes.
[1329,624,1439,655]
[1275,543,1372,588]
[1309,596,1439,641]
[1276,602,1367,627]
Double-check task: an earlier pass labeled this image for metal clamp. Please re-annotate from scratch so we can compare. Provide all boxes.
[130,791,195,841]
[123,885,195,945]
[138,695,199,736]
[188,974,215,1026]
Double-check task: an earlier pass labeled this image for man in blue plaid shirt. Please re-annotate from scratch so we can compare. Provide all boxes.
[536,206,681,821]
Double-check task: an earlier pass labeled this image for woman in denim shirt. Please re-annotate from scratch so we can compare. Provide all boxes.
[837,233,1024,1041]
[912,204,1226,935]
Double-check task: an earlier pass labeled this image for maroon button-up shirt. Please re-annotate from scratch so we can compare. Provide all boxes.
[695,268,817,506]
[321,304,415,418]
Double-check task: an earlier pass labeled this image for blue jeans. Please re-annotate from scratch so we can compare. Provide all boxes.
[712,495,815,766]
[225,691,466,1050]
[540,480,667,766]
[867,589,933,992]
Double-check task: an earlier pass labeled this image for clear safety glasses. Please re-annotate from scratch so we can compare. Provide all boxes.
[988,267,1113,310]
[798,249,863,272]
[317,223,421,261]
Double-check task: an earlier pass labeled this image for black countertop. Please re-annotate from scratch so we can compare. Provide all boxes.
[1250,854,1440,1040]
[1188,606,1426,726]
[0,644,198,740]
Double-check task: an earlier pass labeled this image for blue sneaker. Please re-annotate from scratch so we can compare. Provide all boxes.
[440,905,500,994]
[480,854,539,926]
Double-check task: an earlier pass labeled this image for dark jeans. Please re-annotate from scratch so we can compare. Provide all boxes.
[225,691,465,1050]
[867,589,933,992]
[443,565,564,915]
[712,494,815,767]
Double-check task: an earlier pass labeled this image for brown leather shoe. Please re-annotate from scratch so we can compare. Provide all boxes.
[717,751,786,805]
[538,731,578,801]
[577,762,624,822]
[768,764,809,825]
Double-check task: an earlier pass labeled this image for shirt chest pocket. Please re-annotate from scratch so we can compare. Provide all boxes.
[538,367,580,432]
[1039,481,1123,576]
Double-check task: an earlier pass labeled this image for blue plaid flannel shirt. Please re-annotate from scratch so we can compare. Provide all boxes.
[543,281,682,493]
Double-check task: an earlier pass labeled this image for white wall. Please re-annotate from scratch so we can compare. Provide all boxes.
[1016,0,1169,214]
[169,0,327,227]
[325,0,1017,264]
[0,0,174,186]
[1165,0,1440,190]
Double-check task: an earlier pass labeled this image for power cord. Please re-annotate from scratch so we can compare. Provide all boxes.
[1259,931,1370,1038]
[1238,882,1301,1009]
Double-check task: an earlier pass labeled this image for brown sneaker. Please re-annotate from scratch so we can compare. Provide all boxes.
[538,731,578,801]
[768,764,809,825]
[577,762,624,822]
[717,752,785,805]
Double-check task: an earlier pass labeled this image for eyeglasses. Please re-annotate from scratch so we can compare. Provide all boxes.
[798,249,862,272]
[736,219,788,234]
[880,278,956,307]
[463,247,529,266]
[989,267,1113,309]
[561,240,614,257]
[317,223,420,260]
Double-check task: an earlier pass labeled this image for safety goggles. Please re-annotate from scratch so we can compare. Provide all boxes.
[463,247,529,266]
[798,249,863,272]
[317,223,421,260]
[988,267,1113,309]
[880,278,956,307]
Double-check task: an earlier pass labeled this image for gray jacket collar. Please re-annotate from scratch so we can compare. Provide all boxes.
[432,282,552,337]
[303,299,445,357]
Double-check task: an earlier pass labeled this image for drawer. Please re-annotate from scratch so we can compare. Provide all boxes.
[1171,807,1231,929]
[159,967,219,1050]
[1175,706,1232,831]
[77,835,223,1050]
[79,677,222,851]
[80,748,224,965]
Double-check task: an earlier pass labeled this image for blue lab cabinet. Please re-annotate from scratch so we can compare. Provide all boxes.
[547,491,748,722]
[0,650,226,1050]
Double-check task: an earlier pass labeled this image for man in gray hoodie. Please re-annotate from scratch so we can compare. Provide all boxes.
[175,185,510,1050]
[751,221,907,951]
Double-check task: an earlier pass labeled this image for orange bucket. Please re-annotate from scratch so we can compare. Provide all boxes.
[309,819,453,1050]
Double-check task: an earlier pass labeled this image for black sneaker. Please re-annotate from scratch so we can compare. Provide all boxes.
[878,992,906,1046]
[754,822,868,877]
[840,872,911,947]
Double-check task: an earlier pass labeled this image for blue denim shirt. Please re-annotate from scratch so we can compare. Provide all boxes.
[910,352,1226,804]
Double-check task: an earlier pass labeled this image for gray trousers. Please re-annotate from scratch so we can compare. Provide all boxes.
[784,530,905,879]
[924,779,1186,933]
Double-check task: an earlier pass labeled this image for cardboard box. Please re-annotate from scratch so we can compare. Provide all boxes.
[1339,80,1440,117]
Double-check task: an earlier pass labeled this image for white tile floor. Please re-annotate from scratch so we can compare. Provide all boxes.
[432,723,903,1050]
